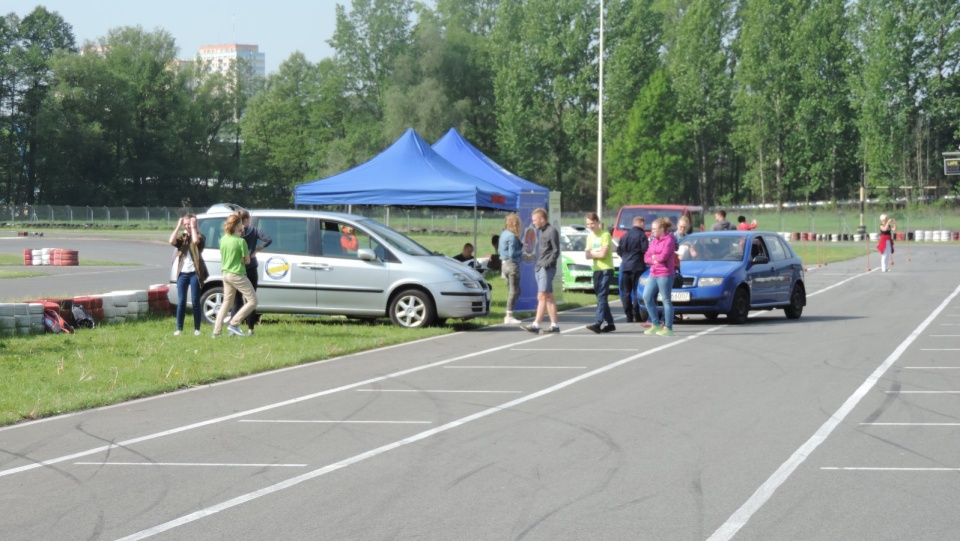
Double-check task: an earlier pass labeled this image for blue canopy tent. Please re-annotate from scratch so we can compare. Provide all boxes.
[433,128,549,312]
[294,128,517,211]
[431,128,548,199]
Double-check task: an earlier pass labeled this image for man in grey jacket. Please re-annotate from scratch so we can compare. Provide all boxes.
[522,208,561,334]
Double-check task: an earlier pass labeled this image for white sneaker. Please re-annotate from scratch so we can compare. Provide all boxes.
[504,316,522,324]
[173,330,181,336]
[193,330,202,336]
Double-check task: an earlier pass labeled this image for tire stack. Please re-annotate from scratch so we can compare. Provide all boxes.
[0,304,16,336]
[102,290,149,322]
[21,248,79,266]
[72,296,105,323]
[53,249,79,266]
[148,285,173,316]
[99,292,130,324]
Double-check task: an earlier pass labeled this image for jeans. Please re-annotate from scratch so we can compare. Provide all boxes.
[593,269,614,325]
[502,260,520,312]
[176,272,202,331]
[643,275,674,329]
[619,269,642,317]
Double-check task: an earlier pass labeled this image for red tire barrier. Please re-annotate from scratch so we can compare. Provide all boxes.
[792,232,800,241]
[147,286,173,315]
[953,231,959,241]
[73,296,104,322]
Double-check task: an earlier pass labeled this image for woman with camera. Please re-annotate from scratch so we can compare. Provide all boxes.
[878,214,896,272]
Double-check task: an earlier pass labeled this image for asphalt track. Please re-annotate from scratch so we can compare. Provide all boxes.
[2,239,960,540]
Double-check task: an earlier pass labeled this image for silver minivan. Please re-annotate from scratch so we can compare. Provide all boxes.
[168,209,491,328]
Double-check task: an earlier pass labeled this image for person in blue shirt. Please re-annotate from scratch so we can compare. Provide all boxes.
[498,213,523,324]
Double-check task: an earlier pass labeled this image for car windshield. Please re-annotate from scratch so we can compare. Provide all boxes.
[561,233,587,251]
[617,209,683,232]
[678,235,745,262]
[357,218,435,256]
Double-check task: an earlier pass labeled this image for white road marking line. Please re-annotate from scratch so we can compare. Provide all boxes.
[511,348,637,351]
[115,326,725,541]
[822,467,960,471]
[355,389,522,394]
[444,366,587,369]
[0,333,552,478]
[74,462,306,467]
[884,391,960,394]
[707,281,960,541]
[238,420,432,424]
[904,366,960,369]
[860,423,960,426]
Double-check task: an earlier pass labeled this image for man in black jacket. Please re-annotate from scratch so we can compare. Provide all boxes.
[616,216,648,323]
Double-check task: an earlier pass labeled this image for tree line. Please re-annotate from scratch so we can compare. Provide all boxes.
[1,0,958,211]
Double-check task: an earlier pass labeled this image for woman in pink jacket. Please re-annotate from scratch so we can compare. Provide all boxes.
[642,217,677,336]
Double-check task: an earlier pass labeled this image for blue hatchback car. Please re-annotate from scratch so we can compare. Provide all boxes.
[637,231,806,323]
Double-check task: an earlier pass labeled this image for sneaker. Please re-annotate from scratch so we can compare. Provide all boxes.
[600,324,616,333]
[521,324,541,334]
[211,333,219,338]
[247,329,255,336]
[656,327,674,336]
[625,314,635,323]
[644,325,663,335]
[504,316,522,325]
[585,323,602,334]
[194,330,202,336]
[173,330,181,336]
[227,324,245,336]
[542,325,560,334]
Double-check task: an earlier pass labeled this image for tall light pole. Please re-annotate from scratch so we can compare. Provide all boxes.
[596,0,604,222]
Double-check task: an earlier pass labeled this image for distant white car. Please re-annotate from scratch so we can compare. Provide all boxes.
[560,225,620,291]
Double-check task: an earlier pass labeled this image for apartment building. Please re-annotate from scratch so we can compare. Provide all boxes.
[196,43,265,78]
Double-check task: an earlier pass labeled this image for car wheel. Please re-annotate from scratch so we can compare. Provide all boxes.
[784,283,805,319]
[199,286,226,325]
[704,312,720,322]
[389,289,435,328]
[727,287,749,324]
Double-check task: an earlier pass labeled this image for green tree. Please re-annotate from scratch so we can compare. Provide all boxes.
[790,0,859,203]
[732,0,803,205]
[662,0,734,206]
[607,68,691,206]
[8,6,75,205]
[491,0,599,209]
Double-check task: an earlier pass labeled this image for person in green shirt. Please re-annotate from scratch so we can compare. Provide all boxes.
[213,212,258,337]
[584,212,615,333]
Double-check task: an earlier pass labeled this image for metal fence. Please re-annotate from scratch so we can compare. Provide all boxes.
[4,204,959,237]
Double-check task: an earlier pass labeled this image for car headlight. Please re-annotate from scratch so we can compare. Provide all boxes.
[454,273,482,289]
[698,277,724,286]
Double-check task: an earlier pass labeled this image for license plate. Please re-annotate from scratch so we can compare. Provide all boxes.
[658,291,691,302]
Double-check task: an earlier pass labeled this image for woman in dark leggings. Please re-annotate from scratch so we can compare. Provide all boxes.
[232,210,272,335]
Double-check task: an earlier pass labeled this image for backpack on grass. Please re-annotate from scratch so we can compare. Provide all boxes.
[43,308,73,334]
[71,304,96,329]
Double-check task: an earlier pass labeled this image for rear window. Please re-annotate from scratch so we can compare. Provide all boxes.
[197,217,227,249]
[616,209,684,232]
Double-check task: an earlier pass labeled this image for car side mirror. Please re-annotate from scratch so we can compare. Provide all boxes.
[358,248,378,261]
[751,255,770,265]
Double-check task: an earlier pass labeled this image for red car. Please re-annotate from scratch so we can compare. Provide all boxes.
[612,205,705,242]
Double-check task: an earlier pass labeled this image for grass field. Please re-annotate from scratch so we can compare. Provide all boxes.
[0,227,877,427]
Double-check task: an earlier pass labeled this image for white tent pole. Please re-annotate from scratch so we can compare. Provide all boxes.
[473,204,478,261]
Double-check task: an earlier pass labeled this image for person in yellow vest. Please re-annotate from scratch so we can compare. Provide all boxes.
[584,212,616,333]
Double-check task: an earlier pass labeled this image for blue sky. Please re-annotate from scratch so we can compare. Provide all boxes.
[7,0,340,74]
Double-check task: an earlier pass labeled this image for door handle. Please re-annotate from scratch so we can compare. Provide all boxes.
[298,263,332,271]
